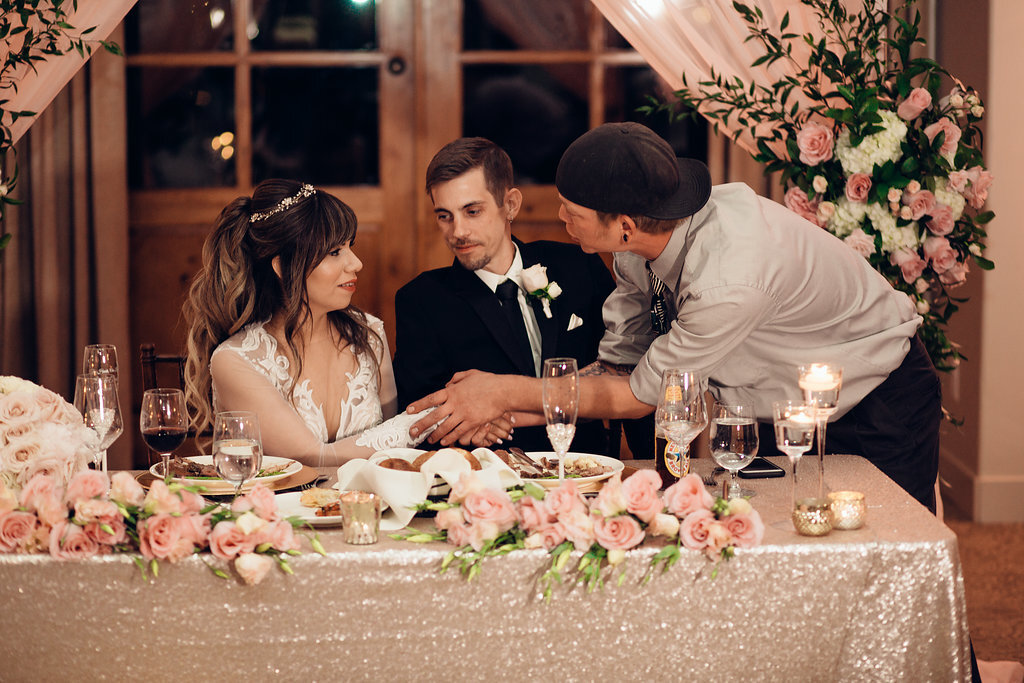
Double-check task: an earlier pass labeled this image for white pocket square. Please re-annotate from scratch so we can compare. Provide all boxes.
[567,314,584,331]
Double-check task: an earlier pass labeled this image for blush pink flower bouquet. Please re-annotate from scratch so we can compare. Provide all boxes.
[660,1,993,372]
[0,469,322,586]
[0,375,97,490]
[395,470,764,598]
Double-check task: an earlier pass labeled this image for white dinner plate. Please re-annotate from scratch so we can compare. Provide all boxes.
[150,455,302,493]
[275,491,345,527]
[521,452,624,491]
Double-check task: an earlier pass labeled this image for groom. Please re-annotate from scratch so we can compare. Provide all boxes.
[393,137,614,454]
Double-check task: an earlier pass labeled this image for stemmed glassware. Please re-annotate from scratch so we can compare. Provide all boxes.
[772,400,816,508]
[140,388,189,479]
[709,402,759,499]
[542,358,579,483]
[82,344,118,381]
[797,364,843,497]
[213,411,263,498]
[654,369,706,484]
[73,374,123,472]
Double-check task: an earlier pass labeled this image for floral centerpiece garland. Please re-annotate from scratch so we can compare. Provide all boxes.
[655,0,993,372]
[396,470,764,598]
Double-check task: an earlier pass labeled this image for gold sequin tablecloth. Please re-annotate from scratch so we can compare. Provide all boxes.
[0,456,970,682]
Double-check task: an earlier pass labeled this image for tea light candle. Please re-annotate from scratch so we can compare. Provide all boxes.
[828,490,866,530]
[798,364,841,392]
[340,491,381,544]
[792,497,833,536]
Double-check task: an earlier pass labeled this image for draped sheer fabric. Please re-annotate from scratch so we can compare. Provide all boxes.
[209,315,418,467]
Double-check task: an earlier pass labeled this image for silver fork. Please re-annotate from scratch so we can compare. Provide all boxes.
[300,474,329,490]
[700,469,719,487]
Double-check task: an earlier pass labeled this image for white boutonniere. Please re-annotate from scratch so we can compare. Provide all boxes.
[521,264,561,319]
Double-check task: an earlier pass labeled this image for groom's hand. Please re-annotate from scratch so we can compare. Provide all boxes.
[407,370,507,446]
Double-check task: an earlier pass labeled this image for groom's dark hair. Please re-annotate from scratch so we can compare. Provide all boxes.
[426,137,515,208]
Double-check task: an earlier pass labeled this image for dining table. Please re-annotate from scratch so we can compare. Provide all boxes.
[0,454,972,682]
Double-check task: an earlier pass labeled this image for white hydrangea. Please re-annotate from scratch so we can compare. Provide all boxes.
[866,202,920,254]
[0,376,40,395]
[836,110,908,176]
[826,197,867,238]
[932,176,966,221]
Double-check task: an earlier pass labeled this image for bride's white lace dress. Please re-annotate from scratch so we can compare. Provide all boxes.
[210,315,427,464]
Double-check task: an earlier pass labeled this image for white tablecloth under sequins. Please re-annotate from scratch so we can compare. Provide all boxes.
[0,455,971,682]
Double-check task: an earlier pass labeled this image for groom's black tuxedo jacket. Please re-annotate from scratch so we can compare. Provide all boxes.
[393,238,615,454]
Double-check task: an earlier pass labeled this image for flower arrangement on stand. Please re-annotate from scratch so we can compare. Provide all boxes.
[395,470,764,600]
[658,0,993,371]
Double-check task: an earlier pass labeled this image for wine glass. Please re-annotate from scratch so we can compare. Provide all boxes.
[542,358,579,483]
[654,369,706,486]
[772,400,816,508]
[213,411,263,498]
[797,363,843,497]
[73,374,123,473]
[140,389,189,479]
[82,344,118,382]
[709,402,759,499]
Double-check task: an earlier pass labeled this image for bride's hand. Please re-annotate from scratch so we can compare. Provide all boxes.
[462,412,514,447]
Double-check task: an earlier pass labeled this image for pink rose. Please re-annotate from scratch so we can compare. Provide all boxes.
[178,490,206,516]
[3,435,45,475]
[593,514,645,551]
[434,506,465,532]
[843,228,876,258]
[49,520,100,560]
[724,510,765,547]
[544,480,587,518]
[233,484,277,521]
[235,552,274,585]
[523,521,567,550]
[897,87,932,120]
[704,521,733,559]
[0,510,37,551]
[678,508,715,550]
[445,522,472,548]
[925,204,955,236]
[947,170,969,194]
[795,121,834,165]
[621,469,663,523]
[0,391,43,427]
[33,389,74,424]
[647,512,681,539]
[139,513,193,562]
[84,518,127,546]
[185,513,212,546]
[902,190,936,221]
[784,187,822,226]
[963,166,993,209]
[18,473,65,526]
[560,509,596,551]
[466,519,501,551]
[143,480,184,516]
[448,472,485,505]
[208,520,248,560]
[924,118,961,157]
[938,260,969,286]
[889,248,927,284]
[0,483,17,516]
[74,498,119,526]
[64,470,109,507]
[922,236,958,273]
[19,452,75,490]
[591,473,628,518]
[516,496,552,532]
[662,474,714,519]
[109,471,145,508]
[255,520,299,552]
[461,488,517,534]
[844,173,872,202]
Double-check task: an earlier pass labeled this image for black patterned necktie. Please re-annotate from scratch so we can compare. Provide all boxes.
[647,264,670,336]
[496,279,534,369]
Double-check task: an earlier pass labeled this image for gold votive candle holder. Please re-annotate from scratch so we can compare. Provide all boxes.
[792,497,833,536]
[828,490,866,530]
[340,491,381,544]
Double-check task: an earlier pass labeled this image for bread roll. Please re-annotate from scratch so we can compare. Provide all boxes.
[412,451,437,470]
[378,457,418,472]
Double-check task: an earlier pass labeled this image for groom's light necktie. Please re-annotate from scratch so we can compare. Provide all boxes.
[496,279,535,370]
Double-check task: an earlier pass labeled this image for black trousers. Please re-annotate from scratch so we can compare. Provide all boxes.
[760,336,941,513]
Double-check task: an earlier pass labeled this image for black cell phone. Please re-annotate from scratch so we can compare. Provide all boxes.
[738,456,786,479]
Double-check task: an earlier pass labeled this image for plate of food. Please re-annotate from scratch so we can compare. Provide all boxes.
[151,455,303,493]
[503,452,623,493]
[275,489,345,527]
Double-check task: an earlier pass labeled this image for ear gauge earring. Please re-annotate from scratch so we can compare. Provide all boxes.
[622,233,629,243]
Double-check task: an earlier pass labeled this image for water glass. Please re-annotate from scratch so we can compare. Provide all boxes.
[213,411,263,498]
[709,402,758,499]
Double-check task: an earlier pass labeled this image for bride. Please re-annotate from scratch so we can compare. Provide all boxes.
[183,179,493,467]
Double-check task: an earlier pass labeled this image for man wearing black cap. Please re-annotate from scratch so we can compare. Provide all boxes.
[410,122,941,513]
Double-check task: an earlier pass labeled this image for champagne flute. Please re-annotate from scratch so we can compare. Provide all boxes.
[654,369,706,487]
[213,411,263,498]
[73,374,123,473]
[140,389,189,479]
[772,400,816,508]
[709,402,759,500]
[542,358,579,483]
[82,344,118,382]
[797,363,843,497]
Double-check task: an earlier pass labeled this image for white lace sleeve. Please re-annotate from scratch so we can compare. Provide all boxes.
[354,408,437,451]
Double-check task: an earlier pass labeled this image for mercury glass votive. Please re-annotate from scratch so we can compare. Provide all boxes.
[792,497,833,536]
[828,490,866,530]
[340,491,381,544]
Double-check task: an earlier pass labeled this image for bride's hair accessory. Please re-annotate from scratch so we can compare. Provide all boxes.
[249,183,316,223]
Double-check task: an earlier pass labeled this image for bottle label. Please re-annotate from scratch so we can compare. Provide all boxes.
[663,439,689,478]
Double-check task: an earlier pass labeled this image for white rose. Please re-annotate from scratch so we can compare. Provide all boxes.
[949,93,965,108]
[887,187,902,203]
[966,93,979,107]
[728,498,753,516]
[235,552,274,585]
[906,180,921,194]
[0,376,40,395]
[816,201,836,221]
[812,175,828,193]
[899,206,913,220]
[546,282,562,299]
[916,299,930,315]
[236,511,268,535]
[647,512,680,538]
[969,243,982,257]
[606,548,627,566]
[520,264,549,292]
[971,105,984,118]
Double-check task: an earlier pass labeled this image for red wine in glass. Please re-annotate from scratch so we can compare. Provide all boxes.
[142,427,187,455]
[140,388,189,479]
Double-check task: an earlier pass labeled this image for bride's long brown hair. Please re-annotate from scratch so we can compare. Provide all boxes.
[183,179,380,442]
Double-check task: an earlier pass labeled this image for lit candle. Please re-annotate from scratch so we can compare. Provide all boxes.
[340,491,381,544]
[828,490,866,530]
[798,364,840,392]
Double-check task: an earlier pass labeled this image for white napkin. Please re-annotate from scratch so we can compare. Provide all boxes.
[334,447,522,531]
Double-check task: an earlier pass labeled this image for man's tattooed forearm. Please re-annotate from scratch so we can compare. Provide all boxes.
[580,361,634,377]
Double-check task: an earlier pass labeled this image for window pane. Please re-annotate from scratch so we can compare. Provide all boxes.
[463,65,588,185]
[463,0,589,51]
[251,0,377,51]
[127,67,236,189]
[252,67,379,185]
[604,66,708,162]
[124,0,234,54]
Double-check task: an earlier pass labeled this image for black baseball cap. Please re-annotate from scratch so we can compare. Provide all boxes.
[555,122,711,220]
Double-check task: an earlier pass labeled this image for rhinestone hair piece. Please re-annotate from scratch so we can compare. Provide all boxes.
[249,183,316,222]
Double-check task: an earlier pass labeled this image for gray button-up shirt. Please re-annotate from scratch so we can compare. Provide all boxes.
[599,183,921,419]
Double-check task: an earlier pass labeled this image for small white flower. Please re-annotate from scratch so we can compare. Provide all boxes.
[966,93,979,107]
[547,282,562,298]
[915,278,930,294]
[887,187,903,203]
[0,184,8,198]
[899,206,913,220]
[949,93,965,108]
[906,180,921,194]
[812,175,828,193]
[816,201,836,221]
[916,299,930,315]
[971,105,984,118]
[969,243,982,256]
[236,511,267,535]
[606,549,627,566]
[728,498,753,515]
